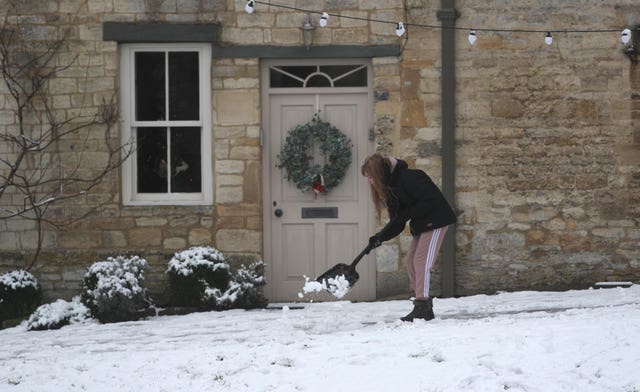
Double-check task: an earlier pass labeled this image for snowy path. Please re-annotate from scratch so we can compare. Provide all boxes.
[1,286,640,391]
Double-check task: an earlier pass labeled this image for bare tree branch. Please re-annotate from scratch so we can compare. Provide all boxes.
[0,6,133,270]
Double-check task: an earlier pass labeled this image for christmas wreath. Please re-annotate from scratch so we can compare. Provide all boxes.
[277,115,353,197]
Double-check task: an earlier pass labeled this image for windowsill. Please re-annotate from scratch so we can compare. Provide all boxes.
[122,198,213,207]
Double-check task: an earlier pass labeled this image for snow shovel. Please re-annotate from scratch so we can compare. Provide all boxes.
[315,243,374,290]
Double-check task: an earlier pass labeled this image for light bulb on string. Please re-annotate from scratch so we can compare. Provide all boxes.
[621,28,632,45]
[319,12,328,27]
[396,22,406,37]
[545,32,553,45]
[245,0,254,14]
[468,30,477,45]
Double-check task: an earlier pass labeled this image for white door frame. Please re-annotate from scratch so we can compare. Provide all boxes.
[260,58,376,302]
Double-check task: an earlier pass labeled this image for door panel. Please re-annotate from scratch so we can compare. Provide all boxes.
[266,92,373,302]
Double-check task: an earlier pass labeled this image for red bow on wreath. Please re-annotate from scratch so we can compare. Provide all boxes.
[312,174,326,199]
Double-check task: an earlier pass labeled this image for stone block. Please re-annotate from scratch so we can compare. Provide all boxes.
[136,217,168,226]
[215,229,261,253]
[128,228,162,247]
[114,0,146,12]
[491,98,524,119]
[58,231,101,249]
[243,161,261,203]
[0,232,19,251]
[216,160,244,174]
[592,228,625,238]
[216,90,258,125]
[217,175,244,186]
[216,187,243,203]
[189,228,212,245]
[223,78,259,89]
[103,231,127,247]
[217,204,261,217]
[230,145,260,160]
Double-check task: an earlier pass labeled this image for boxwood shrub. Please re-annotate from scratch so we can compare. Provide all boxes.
[167,247,269,310]
[0,270,41,326]
[81,255,148,323]
[166,247,231,309]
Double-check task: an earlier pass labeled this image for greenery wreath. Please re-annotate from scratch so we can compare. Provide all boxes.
[277,115,353,196]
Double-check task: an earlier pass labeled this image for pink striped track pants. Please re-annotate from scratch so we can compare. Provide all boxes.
[405,226,449,300]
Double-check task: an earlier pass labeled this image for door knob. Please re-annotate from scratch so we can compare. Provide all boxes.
[274,208,283,217]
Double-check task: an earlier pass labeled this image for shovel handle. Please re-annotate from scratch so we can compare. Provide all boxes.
[350,243,374,268]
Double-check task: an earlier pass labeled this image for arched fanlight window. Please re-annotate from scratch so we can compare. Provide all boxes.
[270,64,367,88]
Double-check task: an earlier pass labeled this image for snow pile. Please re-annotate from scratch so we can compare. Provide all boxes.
[300,274,351,299]
[26,296,92,331]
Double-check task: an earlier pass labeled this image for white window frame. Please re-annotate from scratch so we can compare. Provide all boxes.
[120,43,212,206]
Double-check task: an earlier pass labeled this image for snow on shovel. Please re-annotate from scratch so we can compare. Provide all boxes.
[314,244,373,298]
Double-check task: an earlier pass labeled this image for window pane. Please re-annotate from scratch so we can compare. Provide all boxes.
[135,52,165,121]
[305,74,331,87]
[169,52,199,121]
[170,127,201,193]
[137,127,168,193]
[270,68,303,88]
[323,66,368,87]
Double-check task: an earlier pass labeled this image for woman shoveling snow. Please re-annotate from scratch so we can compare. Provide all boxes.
[361,153,457,321]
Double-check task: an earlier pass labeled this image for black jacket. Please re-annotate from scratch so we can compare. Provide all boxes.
[376,160,457,241]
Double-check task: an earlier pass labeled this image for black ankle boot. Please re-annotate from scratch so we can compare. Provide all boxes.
[400,298,434,322]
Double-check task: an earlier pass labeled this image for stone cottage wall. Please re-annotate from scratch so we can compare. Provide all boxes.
[0,0,638,302]
[0,0,407,302]
[449,1,640,294]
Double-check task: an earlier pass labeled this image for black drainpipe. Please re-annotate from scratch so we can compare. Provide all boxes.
[437,0,459,298]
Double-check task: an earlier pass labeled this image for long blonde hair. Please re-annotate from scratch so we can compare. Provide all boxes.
[361,153,391,218]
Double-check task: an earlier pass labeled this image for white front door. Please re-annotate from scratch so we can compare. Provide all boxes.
[262,60,374,302]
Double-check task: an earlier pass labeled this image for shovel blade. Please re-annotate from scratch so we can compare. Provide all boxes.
[316,263,359,288]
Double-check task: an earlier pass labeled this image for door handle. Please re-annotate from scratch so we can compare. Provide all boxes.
[274,208,283,217]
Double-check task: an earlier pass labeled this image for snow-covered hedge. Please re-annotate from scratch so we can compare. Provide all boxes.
[0,270,41,323]
[224,261,268,310]
[166,247,268,310]
[26,296,92,331]
[167,247,231,308]
[81,255,148,323]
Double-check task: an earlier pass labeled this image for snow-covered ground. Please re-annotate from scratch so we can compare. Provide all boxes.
[1,286,639,392]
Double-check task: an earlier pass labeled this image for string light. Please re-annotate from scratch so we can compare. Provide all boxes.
[245,1,629,49]
[621,28,632,45]
[468,30,477,45]
[319,12,329,27]
[245,0,254,14]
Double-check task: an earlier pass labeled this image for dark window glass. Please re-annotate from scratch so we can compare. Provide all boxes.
[325,66,367,87]
[306,74,331,87]
[279,66,316,80]
[169,52,199,121]
[270,68,303,88]
[270,65,368,88]
[319,66,354,80]
[170,127,201,193]
[135,52,165,121]
[137,127,168,193]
